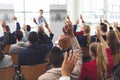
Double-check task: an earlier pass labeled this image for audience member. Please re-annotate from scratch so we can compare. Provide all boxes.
[79,26,114,80]
[18,31,49,67]
[23,24,31,42]
[38,21,83,80]
[9,30,28,54]
[0,20,10,49]
[13,16,21,30]
[76,24,91,47]
[0,20,13,69]
[0,47,13,69]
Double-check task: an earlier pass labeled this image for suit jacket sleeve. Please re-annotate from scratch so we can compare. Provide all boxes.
[0,32,9,49]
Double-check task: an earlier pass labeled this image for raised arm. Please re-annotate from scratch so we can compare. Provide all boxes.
[65,21,83,79]
[45,22,54,40]
[60,52,77,80]
[0,20,9,49]
[96,26,109,48]
[114,22,120,42]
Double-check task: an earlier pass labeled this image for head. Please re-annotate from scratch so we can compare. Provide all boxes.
[6,25,10,32]
[100,23,107,33]
[106,30,120,55]
[39,9,43,16]
[62,22,72,35]
[117,27,120,32]
[15,30,23,41]
[16,22,21,30]
[47,46,64,68]
[26,25,31,32]
[28,32,38,44]
[58,38,71,50]
[90,42,108,79]
[23,25,31,32]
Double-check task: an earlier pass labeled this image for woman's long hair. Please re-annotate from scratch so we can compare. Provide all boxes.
[90,42,108,80]
[83,25,91,46]
[107,31,120,55]
[107,30,120,65]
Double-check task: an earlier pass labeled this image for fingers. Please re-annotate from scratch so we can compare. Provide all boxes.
[66,50,77,65]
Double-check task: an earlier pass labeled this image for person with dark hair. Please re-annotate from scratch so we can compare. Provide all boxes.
[95,22,107,42]
[0,25,16,45]
[0,20,13,69]
[37,23,53,50]
[0,20,10,49]
[0,48,13,69]
[33,9,47,26]
[18,31,49,67]
[9,30,28,54]
[23,24,31,42]
[13,16,21,30]
[38,21,83,80]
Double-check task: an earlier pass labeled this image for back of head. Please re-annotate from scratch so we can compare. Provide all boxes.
[58,38,71,50]
[48,46,64,68]
[107,30,120,55]
[26,25,31,32]
[15,30,23,41]
[6,25,10,32]
[28,31,38,44]
[100,23,107,33]
[90,42,107,79]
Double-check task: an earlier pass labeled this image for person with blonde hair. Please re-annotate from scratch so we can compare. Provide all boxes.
[79,26,114,80]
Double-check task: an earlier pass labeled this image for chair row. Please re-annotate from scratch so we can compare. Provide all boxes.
[0,62,49,80]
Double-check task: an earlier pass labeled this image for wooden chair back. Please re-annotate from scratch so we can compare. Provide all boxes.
[10,53,19,64]
[3,45,11,54]
[21,62,49,80]
[0,67,15,80]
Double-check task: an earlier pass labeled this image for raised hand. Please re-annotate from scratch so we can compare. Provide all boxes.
[33,18,37,24]
[80,15,83,20]
[61,51,77,76]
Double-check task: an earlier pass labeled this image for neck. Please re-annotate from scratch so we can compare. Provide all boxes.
[18,39,23,42]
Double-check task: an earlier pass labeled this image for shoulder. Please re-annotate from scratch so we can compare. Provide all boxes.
[38,70,55,80]
[82,60,96,70]
[4,55,12,59]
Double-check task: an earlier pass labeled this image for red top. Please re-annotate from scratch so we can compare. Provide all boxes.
[79,48,114,80]
[76,31,84,35]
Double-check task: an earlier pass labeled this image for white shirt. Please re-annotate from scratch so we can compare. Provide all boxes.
[59,76,70,80]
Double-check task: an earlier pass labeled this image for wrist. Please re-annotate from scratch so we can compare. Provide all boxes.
[62,72,70,76]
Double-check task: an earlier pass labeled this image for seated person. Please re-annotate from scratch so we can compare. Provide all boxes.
[9,30,28,54]
[0,20,13,69]
[0,25,16,44]
[38,21,83,80]
[76,24,91,47]
[23,24,31,42]
[18,32,49,67]
[37,24,53,50]
[79,26,114,80]
[91,22,107,42]
[0,48,13,69]
[0,20,9,50]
